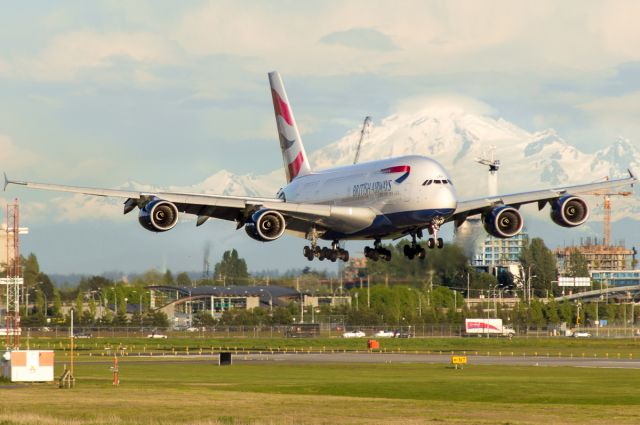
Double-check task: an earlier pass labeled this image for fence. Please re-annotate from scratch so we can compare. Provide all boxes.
[18,324,640,338]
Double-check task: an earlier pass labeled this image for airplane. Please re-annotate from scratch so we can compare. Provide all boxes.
[4,72,637,263]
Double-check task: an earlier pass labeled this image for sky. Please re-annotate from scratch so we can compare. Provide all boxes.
[1,1,639,275]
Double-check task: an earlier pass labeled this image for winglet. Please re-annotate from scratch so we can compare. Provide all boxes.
[629,169,637,187]
[3,172,8,191]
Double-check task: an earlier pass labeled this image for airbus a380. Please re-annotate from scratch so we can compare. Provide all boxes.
[5,72,637,263]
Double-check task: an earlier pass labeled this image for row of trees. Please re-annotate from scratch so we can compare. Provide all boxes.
[15,239,620,329]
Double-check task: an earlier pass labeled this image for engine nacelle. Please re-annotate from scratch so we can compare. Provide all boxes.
[482,206,524,239]
[138,199,179,232]
[244,209,286,242]
[550,195,589,227]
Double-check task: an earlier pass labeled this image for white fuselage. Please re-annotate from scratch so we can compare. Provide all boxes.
[280,155,457,240]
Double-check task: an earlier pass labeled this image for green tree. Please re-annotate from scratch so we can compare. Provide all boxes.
[271,307,293,325]
[214,249,249,285]
[192,311,217,327]
[88,297,97,320]
[544,300,560,324]
[35,289,45,317]
[565,249,589,277]
[75,292,84,316]
[162,270,175,286]
[176,272,191,287]
[52,289,63,319]
[558,301,575,324]
[520,238,558,297]
[23,253,40,288]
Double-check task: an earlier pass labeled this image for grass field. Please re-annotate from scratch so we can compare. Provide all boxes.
[22,335,640,360]
[2,347,640,424]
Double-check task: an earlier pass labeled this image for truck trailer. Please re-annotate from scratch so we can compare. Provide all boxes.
[465,318,515,337]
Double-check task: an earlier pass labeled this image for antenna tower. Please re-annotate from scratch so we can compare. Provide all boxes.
[2,199,23,349]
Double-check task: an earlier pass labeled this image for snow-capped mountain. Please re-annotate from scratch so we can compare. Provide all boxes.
[195,104,639,220]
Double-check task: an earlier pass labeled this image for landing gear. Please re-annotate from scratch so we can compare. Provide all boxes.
[302,235,349,262]
[426,218,445,250]
[403,232,426,260]
[364,239,391,262]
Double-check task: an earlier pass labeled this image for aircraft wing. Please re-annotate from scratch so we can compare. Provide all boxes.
[450,170,637,225]
[3,175,378,234]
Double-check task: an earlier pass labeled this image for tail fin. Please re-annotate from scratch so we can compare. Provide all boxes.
[268,71,311,182]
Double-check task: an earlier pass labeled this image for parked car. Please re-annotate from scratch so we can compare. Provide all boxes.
[343,330,366,338]
[573,331,591,338]
[147,333,168,339]
[374,330,395,338]
[74,332,92,339]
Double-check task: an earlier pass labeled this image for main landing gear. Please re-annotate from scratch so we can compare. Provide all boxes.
[303,239,349,262]
[364,239,392,262]
[403,232,426,260]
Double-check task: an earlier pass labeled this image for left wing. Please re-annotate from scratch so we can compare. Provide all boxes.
[449,170,637,225]
[3,174,377,235]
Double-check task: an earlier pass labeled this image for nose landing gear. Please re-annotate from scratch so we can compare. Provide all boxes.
[426,218,445,250]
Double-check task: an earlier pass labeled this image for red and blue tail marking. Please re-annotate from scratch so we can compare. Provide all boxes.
[381,165,411,183]
[269,72,311,183]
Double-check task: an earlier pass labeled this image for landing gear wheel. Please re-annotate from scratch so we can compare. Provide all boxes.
[427,238,435,249]
[340,250,349,262]
[417,247,426,259]
[303,246,314,261]
[437,237,444,249]
[329,250,338,262]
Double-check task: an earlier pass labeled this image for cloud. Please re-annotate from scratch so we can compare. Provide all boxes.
[0,30,176,83]
[394,95,496,117]
[0,134,39,170]
[320,28,398,51]
[577,91,640,143]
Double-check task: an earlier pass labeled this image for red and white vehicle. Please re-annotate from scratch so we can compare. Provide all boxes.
[465,319,515,337]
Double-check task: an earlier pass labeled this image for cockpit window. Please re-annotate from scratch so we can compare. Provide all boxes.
[422,179,433,186]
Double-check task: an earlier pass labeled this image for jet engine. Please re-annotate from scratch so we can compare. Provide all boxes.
[245,209,286,242]
[482,206,524,239]
[550,195,589,227]
[138,199,179,232]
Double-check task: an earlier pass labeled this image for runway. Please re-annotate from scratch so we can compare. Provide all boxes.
[232,352,640,368]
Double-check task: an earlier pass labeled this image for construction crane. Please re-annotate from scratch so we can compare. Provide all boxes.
[474,146,500,196]
[589,177,632,246]
[353,116,372,165]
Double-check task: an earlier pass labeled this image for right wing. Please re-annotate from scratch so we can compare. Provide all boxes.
[449,169,637,225]
[3,174,377,235]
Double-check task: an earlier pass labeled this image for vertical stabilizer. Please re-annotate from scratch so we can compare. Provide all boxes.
[269,71,311,182]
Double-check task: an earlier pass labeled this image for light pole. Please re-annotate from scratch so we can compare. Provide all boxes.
[36,282,47,319]
[407,288,422,318]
